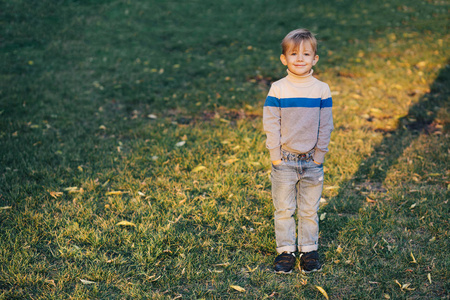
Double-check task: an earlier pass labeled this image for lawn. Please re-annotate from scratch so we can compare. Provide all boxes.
[0,0,449,299]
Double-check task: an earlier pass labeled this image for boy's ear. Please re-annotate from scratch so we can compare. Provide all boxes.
[312,55,319,66]
[280,54,288,66]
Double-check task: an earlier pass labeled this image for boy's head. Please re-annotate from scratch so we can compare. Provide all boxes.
[280,28,319,77]
[281,28,317,55]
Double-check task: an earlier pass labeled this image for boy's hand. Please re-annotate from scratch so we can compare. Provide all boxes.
[272,159,282,165]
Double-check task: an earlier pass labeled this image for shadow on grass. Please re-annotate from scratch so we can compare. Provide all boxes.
[322,62,449,241]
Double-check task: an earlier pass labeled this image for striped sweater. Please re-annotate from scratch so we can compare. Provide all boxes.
[263,69,333,164]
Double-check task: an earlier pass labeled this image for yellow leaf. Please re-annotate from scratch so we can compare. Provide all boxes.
[410,252,417,264]
[230,285,246,292]
[116,221,136,227]
[49,191,63,199]
[224,158,239,165]
[45,279,56,286]
[191,165,207,173]
[80,279,96,285]
[415,61,427,69]
[336,245,343,254]
[106,191,127,196]
[315,285,329,300]
[427,273,431,284]
[0,206,12,210]
[246,265,257,272]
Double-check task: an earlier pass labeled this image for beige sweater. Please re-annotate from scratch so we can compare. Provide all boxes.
[263,69,333,163]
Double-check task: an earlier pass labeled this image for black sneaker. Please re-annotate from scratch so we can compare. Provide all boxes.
[300,251,322,273]
[274,252,296,274]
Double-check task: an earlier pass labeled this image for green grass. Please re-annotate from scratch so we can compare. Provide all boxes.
[1,0,449,299]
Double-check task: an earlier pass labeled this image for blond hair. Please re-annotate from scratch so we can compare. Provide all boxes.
[281,28,317,55]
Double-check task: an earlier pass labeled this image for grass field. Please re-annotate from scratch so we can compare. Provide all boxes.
[1,0,449,299]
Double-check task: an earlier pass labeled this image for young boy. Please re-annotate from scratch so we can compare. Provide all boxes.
[263,29,333,274]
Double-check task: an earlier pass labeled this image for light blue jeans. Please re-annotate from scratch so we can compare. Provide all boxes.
[271,149,324,254]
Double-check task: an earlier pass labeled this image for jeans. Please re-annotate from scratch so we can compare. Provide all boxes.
[271,149,324,253]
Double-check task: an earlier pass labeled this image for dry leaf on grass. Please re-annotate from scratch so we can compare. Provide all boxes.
[230,285,246,292]
[191,165,207,173]
[49,191,63,199]
[315,285,329,299]
[45,279,56,286]
[410,252,417,264]
[224,157,239,165]
[0,206,12,210]
[116,221,136,227]
[80,279,96,285]
[106,191,128,196]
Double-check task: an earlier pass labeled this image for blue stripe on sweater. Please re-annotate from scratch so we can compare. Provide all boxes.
[264,96,332,108]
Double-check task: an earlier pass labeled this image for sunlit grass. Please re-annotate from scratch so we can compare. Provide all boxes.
[1,0,449,298]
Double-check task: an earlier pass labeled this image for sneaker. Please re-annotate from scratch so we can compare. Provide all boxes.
[274,252,296,274]
[300,251,322,273]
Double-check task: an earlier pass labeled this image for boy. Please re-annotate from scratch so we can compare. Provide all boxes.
[263,29,333,274]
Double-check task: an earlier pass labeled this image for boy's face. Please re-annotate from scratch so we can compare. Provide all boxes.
[280,40,319,76]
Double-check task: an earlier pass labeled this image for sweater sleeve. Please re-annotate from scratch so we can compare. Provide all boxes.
[314,83,334,163]
[263,84,282,161]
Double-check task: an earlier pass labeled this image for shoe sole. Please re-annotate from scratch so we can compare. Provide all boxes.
[301,267,322,274]
[275,270,293,274]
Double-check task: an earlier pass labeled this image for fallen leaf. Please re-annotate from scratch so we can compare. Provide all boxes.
[116,221,136,227]
[64,187,83,194]
[366,197,376,203]
[175,141,186,147]
[415,61,427,69]
[246,265,258,272]
[315,285,329,300]
[45,279,56,287]
[427,273,432,284]
[105,191,128,196]
[230,285,246,292]
[49,191,63,199]
[320,212,326,221]
[410,252,417,264]
[80,279,96,285]
[148,114,157,119]
[0,206,12,210]
[213,262,230,267]
[191,165,207,173]
[427,173,441,177]
[224,158,239,165]
[336,245,343,254]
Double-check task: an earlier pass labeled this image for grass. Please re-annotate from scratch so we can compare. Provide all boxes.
[0,0,449,299]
